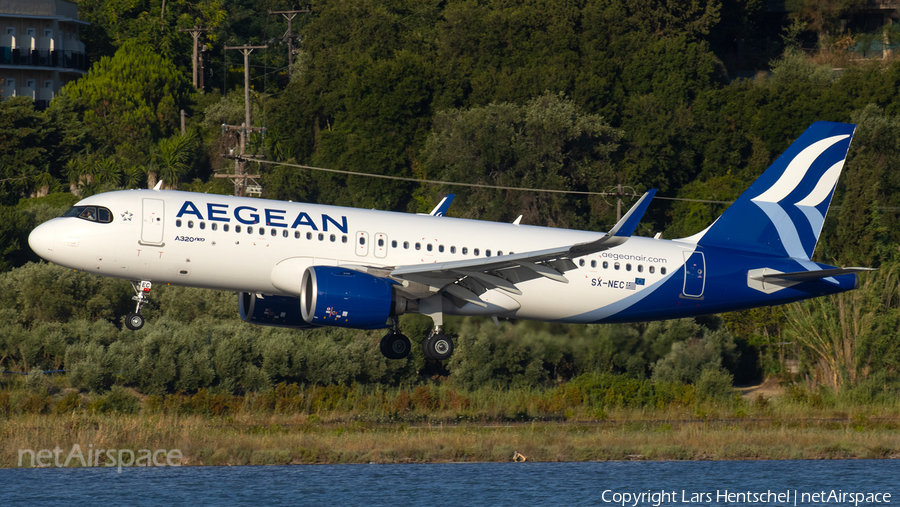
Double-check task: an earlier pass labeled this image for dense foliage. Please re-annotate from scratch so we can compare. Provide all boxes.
[1,0,900,399]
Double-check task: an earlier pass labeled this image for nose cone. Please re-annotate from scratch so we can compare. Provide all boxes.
[28,220,59,261]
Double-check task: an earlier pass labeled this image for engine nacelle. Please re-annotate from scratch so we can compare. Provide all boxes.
[300,266,406,329]
[239,292,319,329]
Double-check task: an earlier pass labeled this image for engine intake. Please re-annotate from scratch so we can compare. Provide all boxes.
[300,266,406,329]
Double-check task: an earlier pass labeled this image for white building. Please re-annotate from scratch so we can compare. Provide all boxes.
[0,0,88,108]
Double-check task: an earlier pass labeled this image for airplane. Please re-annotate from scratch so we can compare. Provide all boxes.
[28,121,872,361]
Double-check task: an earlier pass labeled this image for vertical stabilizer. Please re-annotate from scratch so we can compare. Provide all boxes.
[694,121,856,260]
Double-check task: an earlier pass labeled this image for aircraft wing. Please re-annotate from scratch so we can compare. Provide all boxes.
[388,190,656,306]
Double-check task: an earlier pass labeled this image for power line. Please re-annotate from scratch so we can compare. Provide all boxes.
[250,158,735,203]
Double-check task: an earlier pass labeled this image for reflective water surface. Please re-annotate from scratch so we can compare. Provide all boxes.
[3,460,898,506]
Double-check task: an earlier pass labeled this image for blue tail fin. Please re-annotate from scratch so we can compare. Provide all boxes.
[694,121,856,260]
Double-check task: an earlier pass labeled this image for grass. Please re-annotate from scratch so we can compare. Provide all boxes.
[3,376,900,467]
[3,406,900,467]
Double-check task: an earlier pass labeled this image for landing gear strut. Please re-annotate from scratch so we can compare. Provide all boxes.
[380,317,411,360]
[125,280,152,331]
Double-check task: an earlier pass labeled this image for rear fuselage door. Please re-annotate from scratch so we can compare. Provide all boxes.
[141,198,165,245]
[682,251,705,298]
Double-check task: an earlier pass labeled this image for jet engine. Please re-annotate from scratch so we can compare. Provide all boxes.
[300,266,410,329]
[239,292,319,329]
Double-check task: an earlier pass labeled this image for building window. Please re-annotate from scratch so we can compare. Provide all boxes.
[26,28,35,37]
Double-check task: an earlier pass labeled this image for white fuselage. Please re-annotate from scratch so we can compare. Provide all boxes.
[29,189,697,323]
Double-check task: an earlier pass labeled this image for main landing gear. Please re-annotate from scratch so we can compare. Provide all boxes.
[380,317,411,360]
[124,280,152,331]
[423,327,454,361]
[379,317,455,361]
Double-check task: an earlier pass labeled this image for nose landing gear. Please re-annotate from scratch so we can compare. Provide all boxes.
[124,280,152,331]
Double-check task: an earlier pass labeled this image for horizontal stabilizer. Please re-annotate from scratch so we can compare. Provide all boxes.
[759,267,875,282]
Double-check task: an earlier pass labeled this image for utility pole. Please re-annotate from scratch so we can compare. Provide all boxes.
[179,27,209,89]
[220,44,268,197]
[269,8,310,76]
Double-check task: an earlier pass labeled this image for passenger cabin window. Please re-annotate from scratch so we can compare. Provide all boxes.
[63,206,114,223]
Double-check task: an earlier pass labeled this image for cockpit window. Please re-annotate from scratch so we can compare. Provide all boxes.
[63,206,113,223]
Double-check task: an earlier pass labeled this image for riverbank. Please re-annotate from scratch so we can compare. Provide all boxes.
[4,412,900,467]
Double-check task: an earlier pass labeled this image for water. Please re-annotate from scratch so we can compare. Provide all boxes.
[2,460,898,506]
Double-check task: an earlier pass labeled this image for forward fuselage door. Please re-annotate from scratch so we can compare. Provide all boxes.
[374,233,388,258]
[355,231,369,256]
[141,198,165,245]
[682,251,706,298]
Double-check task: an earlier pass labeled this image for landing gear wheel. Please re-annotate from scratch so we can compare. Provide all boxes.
[125,312,144,331]
[380,333,411,360]
[423,333,454,361]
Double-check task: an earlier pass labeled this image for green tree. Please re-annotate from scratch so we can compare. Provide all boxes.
[57,42,194,162]
[421,92,622,229]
